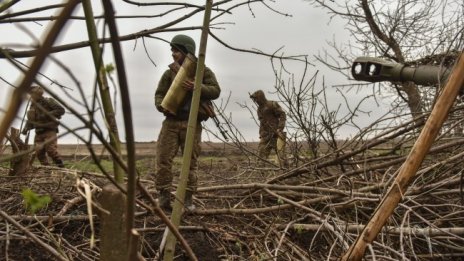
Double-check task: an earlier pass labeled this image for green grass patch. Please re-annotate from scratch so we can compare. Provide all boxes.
[70,159,114,173]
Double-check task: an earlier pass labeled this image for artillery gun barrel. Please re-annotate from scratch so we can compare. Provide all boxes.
[351,56,452,85]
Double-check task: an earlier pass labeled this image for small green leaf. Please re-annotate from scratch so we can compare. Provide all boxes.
[105,63,115,74]
[21,188,52,214]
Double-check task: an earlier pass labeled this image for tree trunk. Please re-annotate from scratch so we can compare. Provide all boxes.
[8,127,30,176]
[402,82,424,118]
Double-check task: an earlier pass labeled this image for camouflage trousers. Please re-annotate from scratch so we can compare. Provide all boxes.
[34,129,62,165]
[258,135,286,165]
[155,118,202,192]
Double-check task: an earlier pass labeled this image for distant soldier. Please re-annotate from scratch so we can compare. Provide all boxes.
[154,34,221,211]
[250,90,287,166]
[22,86,65,168]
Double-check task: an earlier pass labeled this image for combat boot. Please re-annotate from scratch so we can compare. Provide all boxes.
[158,189,172,211]
[54,159,65,168]
[184,190,195,211]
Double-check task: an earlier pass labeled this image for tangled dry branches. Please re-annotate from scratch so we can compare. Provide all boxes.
[2,106,464,260]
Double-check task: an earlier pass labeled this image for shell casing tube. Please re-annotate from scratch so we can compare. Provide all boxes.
[161,54,197,115]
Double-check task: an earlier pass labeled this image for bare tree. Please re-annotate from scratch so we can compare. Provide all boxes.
[3,2,464,260]
[0,1,312,260]
[306,0,464,118]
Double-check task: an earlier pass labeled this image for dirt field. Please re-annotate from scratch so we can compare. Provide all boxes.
[0,141,294,261]
[51,141,257,159]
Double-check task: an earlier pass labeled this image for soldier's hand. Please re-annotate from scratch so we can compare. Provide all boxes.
[158,106,173,117]
[21,129,28,135]
[182,79,195,91]
[163,111,173,117]
[157,105,169,114]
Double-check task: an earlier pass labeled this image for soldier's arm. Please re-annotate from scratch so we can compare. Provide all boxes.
[154,70,171,112]
[48,98,65,118]
[21,121,33,134]
[200,67,221,100]
[274,102,286,131]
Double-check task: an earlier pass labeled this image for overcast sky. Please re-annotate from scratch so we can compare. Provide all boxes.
[0,0,391,144]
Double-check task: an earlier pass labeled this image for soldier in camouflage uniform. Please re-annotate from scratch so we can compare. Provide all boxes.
[250,90,287,166]
[22,86,65,168]
[154,34,221,210]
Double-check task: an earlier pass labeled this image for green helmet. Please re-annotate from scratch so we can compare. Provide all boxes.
[170,34,196,55]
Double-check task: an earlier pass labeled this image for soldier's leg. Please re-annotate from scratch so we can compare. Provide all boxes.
[155,120,181,210]
[179,122,202,210]
[258,138,273,160]
[274,137,288,168]
[155,120,180,190]
[179,122,201,191]
[43,130,64,167]
[34,133,49,165]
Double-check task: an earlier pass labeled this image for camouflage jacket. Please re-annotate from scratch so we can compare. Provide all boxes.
[154,64,221,121]
[24,97,65,133]
[257,100,286,140]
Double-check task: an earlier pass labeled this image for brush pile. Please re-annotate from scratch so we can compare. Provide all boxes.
[1,111,464,260]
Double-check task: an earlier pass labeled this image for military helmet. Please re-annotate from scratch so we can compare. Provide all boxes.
[170,34,196,55]
[250,90,265,100]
